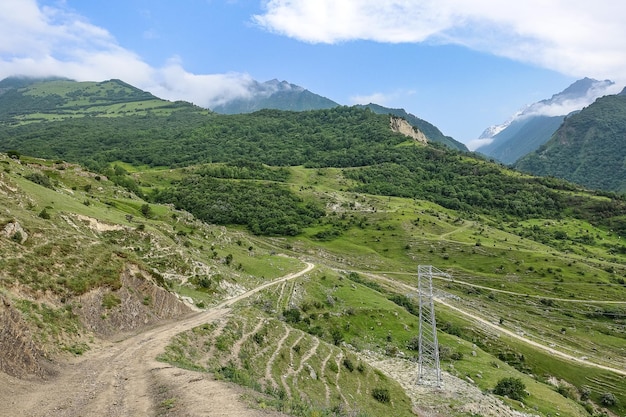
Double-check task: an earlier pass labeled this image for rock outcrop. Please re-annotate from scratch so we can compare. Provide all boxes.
[390,116,428,144]
[2,221,28,244]
[0,295,53,378]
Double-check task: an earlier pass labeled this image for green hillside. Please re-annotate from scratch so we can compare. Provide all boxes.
[212,79,340,114]
[516,90,626,191]
[1,77,625,416]
[357,103,468,151]
[0,77,206,125]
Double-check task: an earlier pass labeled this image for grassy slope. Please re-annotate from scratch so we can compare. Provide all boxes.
[1,79,623,415]
[1,153,624,415]
[139,163,625,416]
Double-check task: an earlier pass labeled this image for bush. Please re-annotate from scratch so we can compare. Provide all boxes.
[407,336,419,351]
[140,203,153,218]
[343,357,354,372]
[101,293,121,309]
[25,172,53,188]
[283,307,301,324]
[579,385,591,401]
[372,387,390,404]
[601,392,617,406]
[493,377,526,401]
[330,328,344,346]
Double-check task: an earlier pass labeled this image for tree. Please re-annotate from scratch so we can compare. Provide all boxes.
[140,203,152,218]
[493,377,526,401]
[330,328,344,346]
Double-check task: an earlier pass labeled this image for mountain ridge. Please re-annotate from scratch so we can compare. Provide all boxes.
[476,77,616,164]
[515,91,626,191]
[0,76,465,150]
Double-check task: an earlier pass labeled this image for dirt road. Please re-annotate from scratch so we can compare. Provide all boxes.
[435,297,626,377]
[0,262,314,417]
[359,270,626,377]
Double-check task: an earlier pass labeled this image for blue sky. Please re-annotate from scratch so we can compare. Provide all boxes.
[1,1,625,149]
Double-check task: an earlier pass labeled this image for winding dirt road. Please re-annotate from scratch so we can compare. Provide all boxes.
[0,262,314,417]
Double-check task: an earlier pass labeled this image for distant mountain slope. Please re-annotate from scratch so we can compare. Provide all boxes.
[0,76,466,154]
[477,115,565,164]
[0,77,204,124]
[476,78,615,164]
[211,79,339,113]
[356,103,468,151]
[210,79,466,151]
[515,88,626,191]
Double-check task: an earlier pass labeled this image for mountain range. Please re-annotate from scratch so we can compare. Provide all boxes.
[0,75,626,416]
[476,78,616,164]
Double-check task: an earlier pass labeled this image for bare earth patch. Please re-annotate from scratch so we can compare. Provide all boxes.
[0,263,313,417]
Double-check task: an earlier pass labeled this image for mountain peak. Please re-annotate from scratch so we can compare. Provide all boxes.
[557,77,613,98]
[474,77,618,161]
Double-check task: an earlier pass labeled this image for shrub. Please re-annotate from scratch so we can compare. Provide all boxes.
[601,392,617,406]
[102,293,121,309]
[343,357,354,372]
[330,328,344,346]
[283,307,301,324]
[140,203,152,218]
[372,387,390,404]
[493,377,526,401]
[579,385,591,401]
[11,231,23,243]
[25,172,53,188]
[407,336,419,351]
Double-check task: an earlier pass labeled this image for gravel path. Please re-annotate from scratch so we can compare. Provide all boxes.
[0,262,313,417]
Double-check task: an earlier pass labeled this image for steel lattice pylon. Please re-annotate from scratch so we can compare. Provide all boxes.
[417,265,445,387]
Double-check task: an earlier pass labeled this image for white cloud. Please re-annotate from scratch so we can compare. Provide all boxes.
[466,138,493,152]
[253,0,626,81]
[0,0,255,109]
[349,89,416,106]
[148,59,256,108]
[520,81,622,119]
[254,1,453,44]
[350,92,392,106]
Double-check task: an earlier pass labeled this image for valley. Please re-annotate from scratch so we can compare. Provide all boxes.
[0,78,625,417]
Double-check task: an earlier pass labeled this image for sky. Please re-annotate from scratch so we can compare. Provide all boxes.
[1,0,625,149]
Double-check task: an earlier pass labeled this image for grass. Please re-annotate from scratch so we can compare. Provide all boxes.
[160,306,416,417]
[3,154,626,414]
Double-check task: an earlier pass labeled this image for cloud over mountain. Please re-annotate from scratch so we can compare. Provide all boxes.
[0,0,256,108]
[254,0,626,82]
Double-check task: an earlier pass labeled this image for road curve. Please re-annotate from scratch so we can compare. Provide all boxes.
[0,261,314,417]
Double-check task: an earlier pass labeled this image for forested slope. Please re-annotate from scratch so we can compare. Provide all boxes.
[516,90,626,191]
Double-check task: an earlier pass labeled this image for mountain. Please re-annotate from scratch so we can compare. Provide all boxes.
[515,87,626,191]
[211,81,469,151]
[0,76,203,125]
[0,76,465,151]
[356,103,468,152]
[476,78,616,164]
[211,79,339,113]
[1,76,626,415]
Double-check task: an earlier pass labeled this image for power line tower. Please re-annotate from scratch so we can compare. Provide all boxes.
[416,265,445,387]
